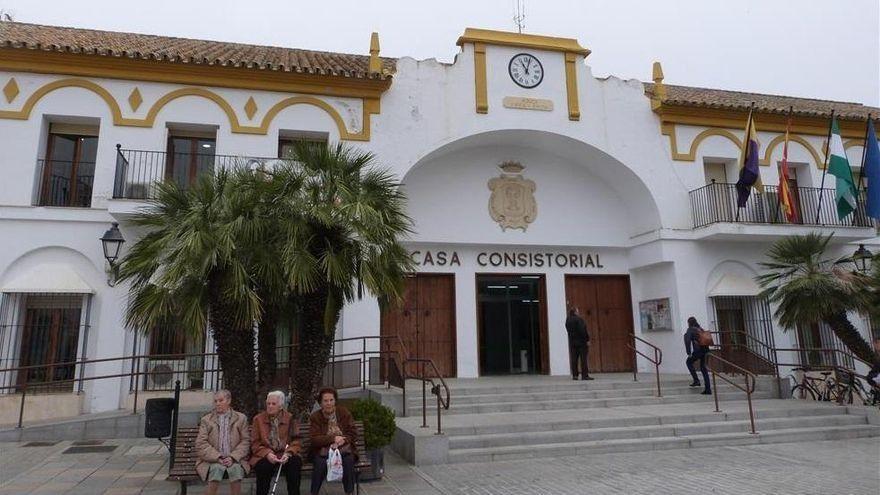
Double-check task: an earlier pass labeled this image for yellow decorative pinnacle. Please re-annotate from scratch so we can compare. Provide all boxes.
[3,78,19,103]
[369,32,381,74]
[244,96,258,120]
[651,61,666,110]
[128,87,143,111]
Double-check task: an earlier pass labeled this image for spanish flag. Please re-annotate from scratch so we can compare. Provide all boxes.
[736,109,764,207]
[777,112,798,222]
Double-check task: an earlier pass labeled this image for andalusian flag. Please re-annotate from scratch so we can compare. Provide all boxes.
[827,117,858,220]
[736,111,763,207]
[777,114,798,222]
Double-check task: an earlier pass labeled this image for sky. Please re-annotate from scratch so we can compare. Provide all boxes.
[2,0,878,106]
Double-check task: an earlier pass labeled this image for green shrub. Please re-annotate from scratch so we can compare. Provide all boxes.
[350,398,396,450]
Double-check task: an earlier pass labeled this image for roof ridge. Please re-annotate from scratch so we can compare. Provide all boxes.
[0,20,396,62]
[658,82,868,108]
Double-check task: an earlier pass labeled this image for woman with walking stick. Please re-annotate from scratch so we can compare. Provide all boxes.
[251,390,303,495]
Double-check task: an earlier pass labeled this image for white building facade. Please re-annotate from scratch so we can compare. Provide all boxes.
[0,22,877,419]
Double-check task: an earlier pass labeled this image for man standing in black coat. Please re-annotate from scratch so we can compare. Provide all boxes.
[566,307,593,380]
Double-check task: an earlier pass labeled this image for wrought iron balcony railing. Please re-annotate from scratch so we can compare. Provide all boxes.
[689,181,874,228]
[113,147,285,200]
[34,159,95,207]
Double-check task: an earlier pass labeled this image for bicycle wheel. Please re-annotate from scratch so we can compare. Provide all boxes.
[828,383,853,404]
[791,384,816,400]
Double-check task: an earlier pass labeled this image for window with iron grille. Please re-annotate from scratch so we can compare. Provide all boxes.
[0,292,92,393]
[709,296,776,374]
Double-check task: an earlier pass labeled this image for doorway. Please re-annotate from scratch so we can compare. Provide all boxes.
[477,274,548,375]
[380,274,457,377]
[564,275,634,372]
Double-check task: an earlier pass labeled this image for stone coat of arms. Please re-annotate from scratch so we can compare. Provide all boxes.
[488,161,537,231]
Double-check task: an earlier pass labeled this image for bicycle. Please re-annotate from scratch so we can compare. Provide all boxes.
[789,367,837,401]
[832,370,880,407]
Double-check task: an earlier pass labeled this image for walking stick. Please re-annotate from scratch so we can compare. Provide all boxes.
[269,443,289,495]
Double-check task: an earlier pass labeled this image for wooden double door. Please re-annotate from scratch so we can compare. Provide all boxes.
[564,275,634,372]
[380,274,457,377]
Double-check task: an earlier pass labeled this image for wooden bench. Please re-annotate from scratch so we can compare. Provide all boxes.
[168,421,371,495]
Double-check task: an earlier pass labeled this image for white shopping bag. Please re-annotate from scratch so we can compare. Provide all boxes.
[326,447,343,482]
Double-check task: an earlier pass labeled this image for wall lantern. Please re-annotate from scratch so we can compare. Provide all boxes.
[100,222,125,286]
[852,244,873,274]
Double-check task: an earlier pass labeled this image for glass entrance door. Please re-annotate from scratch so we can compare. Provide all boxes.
[477,275,544,375]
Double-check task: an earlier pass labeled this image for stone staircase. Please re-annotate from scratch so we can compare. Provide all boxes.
[389,374,880,465]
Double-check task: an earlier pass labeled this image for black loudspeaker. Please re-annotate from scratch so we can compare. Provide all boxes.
[144,398,176,438]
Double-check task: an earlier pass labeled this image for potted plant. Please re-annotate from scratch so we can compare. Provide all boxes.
[350,397,396,480]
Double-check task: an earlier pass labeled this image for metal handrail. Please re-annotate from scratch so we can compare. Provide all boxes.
[627,334,663,397]
[705,353,758,434]
[2,335,426,428]
[403,358,450,435]
[707,329,781,396]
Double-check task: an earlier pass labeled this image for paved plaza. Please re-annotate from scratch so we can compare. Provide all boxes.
[1,437,877,494]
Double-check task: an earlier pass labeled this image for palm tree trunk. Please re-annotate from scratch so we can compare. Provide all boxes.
[823,311,880,366]
[207,279,258,419]
[289,284,340,419]
[256,301,279,400]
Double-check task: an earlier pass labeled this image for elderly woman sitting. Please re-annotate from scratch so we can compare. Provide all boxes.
[308,387,358,495]
[251,390,303,495]
[195,390,251,495]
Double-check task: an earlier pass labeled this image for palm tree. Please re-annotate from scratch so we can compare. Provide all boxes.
[119,169,264,418]
[757,233,879,366]
[268,141,414,418]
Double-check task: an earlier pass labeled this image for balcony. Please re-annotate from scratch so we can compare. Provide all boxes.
[113,147,284,201]
[34,159,95,207]
[690,182,874,227]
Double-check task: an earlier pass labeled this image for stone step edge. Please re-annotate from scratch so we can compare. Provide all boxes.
[438,380,733,396]
[434,405,852,436]
[409,391,777,412]
[447,424,880,460]
[446,414,867,447]
[405,384,745,404]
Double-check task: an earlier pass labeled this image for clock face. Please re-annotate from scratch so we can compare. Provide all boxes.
[508,53,544,88]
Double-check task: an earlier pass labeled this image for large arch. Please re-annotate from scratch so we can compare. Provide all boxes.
[401,129,663,244]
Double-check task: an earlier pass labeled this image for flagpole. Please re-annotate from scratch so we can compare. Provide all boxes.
[773,106,793,223]
[815,109,835,224]
[852,114,872,226]
[735,102,755,222]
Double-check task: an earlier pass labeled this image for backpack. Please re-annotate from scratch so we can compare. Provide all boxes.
[696,329,714,347]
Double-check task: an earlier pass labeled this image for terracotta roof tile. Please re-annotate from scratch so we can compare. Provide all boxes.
[645,83,878,120]
[0,21,396,79]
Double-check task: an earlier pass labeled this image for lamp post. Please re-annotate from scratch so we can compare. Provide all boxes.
[100,222,125,286]
[852,244,873,274]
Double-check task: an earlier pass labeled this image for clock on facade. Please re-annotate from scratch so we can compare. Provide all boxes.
[508,53,544,88]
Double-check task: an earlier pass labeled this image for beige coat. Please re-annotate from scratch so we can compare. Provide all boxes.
[195,410,251,481]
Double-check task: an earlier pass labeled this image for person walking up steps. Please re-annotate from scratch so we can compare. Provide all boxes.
[684,316,712,395]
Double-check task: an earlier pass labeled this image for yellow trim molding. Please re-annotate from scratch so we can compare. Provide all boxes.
[0,48,391,99]
[0,78,126,123]
[456,28,590,56]
[564,53,580,121]
[3,77,19,103]
[661,120,876,169]
[127,87,143,112]
[662,125,743,162]
[760,134,823,169]
[244,96,258,120]
[473,42,488,114]
[655,103,869,139]
[0,78,371,140]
